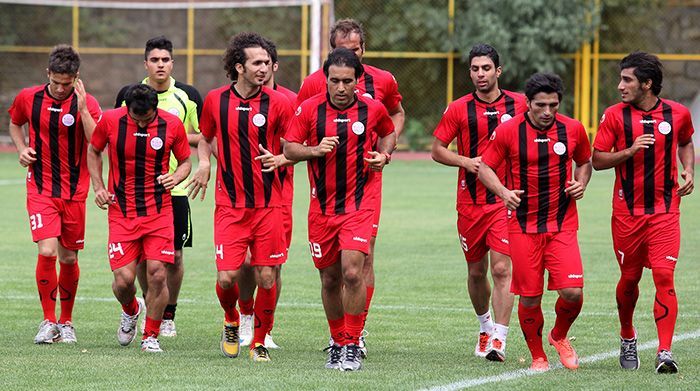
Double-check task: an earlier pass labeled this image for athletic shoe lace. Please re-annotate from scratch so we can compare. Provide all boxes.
[658,350,673,362]
[60,324,76,341]
[557,338,575,356]
[345,345,359,362]
[621,339,637,360]
[255,346,269,359]
[120,312,137,332]
[492,338,503,350]
[327,345,342,364]
[224,324,239,343]
[478,332,489,350]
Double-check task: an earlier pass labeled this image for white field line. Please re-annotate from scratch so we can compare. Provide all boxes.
[0,294,699,319]
[0,179,24,186]
[421,329,700,391]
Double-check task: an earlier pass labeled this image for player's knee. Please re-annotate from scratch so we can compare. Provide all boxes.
[559,288,583,302]
[519,295,542,307]
[257,268,276,289]
[321,272,341,291]
[651,268,674,287]
[468,265,488,281]
[490,263,511,282]
[38,246,58,258]
[113,273,135,292]
[342,268,362,288]
[59,253,78,265]
[147,264,168,287]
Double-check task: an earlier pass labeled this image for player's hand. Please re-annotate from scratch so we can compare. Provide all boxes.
[94,188,114,210]
[18,146,37,167]
[678,169,694,196]
[628,134,655,155]
[157,173,176,190]
[565,179,586,200]
[364,151,387,171]
[74,79,87,112]
[462,156,481,174]
[254,144,278,173]
[186,166,210,201]
[313,136,339,157]
[501,189,524,211]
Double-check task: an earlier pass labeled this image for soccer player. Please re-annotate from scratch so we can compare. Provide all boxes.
[592,51,695,374]
[478,73,592,371]
[237,37,297,349]
[115,35,202,338]
[297,18,405,356]
[8,44,102,344]
[87,84,191,353]
[284,48,396,371]
[186,32,293,363]
[431,43,527,361]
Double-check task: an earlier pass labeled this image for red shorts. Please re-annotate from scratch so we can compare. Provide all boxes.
[108,212,174,271]
[26,194,86,250]
[308,209,374,270]
[509,230,584,296]
[214,206,287,271]
[457,203,510,262]
[282,205,293,250]
[611,213,679,276]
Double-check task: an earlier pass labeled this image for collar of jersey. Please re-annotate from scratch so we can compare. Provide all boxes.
[525,111,556,132]
[471,90,504,105]
[326,92,358,112]
[141,76,176,95]
[230,82,262,100]
[630,97,661,113]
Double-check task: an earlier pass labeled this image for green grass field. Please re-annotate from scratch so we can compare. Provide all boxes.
[0,152,698,390]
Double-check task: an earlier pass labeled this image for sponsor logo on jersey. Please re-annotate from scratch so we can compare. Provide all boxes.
[161,250,175,255]
[269,253,285,259]
[639,119,656,124]
[133,132,149,137]
[235,106,252,111]
[484,110,500,117]
[333,118,351,123]
[665,255,678,262]
[568,274,583,279]
[353,236,368,243]
[534,138,551,143]
[47,107,62,113]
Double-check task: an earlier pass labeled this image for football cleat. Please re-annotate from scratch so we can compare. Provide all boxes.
[474,331,491,358]
[325,344,343,369]
[220,321,240,358]
[619,336,639,370]
[239,314,253,347]
[548,331,579,370]
[264,333,280,349]
[250,344,271,362]
[485,337,506,362]
[117,297,144,346]
[341,344,363,371]
[159,319,177,337]
[358,329,368,358]
[57,322,77,343]
[140,336,163,353]
[529,357,549,372]
[34,320,60,344]
[655,350,678,374]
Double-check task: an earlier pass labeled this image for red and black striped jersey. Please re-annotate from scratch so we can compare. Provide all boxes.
[296,64,402,112]
[274,83,298,207]
[593,99,694,216]
[91,107,190,218]
[286,93,395,216]
[200,85,293,209]
[9,84,102,201]
[482,113,591,233]
[434,90,527,206]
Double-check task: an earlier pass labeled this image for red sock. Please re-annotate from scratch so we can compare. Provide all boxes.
[550,296,583,341]
[345,312,364,346]
[58,261,80,324]
[239,297,254,316]
[36,254,58,323]
[616,274,641,339]
[122,297,139,316]
[252,284,277,347]
[328,317,345,346]
[216,282,240,324]
[143,316,161,339]
[518,301,546,360]
[652,268,677,352]
[361,285,375,326]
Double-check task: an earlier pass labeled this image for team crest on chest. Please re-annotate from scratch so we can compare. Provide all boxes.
[352,122,365,135]
[253,113,266,127]
[658,121,671,135]
[168,108,180,116]
[500,113,512,123]
[62,113,75,126]
[553,142,566,155]
[150,136,164,151]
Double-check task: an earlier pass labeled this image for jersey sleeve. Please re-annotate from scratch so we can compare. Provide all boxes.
[677,106,695,145]
[374,103,395,138]
[573,122,592,165]
[275,98,294,139]
[90,115,109,152]
[285,104,311,144]
[199,93,216,140]
[174,81,203,118]
[86,94,103,122]
[171,120,191,162]
[592,107,619,152]
[296,74,324,107]
[185,99,200,134]
[481,123,509,169]
[382,73,402,112]
[433,103,459,144]
[8,89,29,126]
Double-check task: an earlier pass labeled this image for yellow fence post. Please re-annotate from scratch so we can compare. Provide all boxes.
[301,4,309,83]
[574,49,581,120]
[72,1,79,49]
[580,41,592,132]
[187,4,195,85]
[446,0,455,105]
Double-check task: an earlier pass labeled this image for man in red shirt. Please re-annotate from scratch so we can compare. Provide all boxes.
[297,18,405,357]
[479,73,592,372]
[87,84,191,353]
[236,37,297,350]
[432,44,527,362]
[8,44,102,344]
[285,48,396,371]
[186,32,293,363]
[592,51,695,374]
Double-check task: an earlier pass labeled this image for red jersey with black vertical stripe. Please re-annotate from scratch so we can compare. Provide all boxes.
[433,90,527,206]
[481,113,591,233]
[200,85,293,209]
[90,107,190,219]
[8,84,102,201]
[274,83,298,207]
[296,64,402,112]
[286,93,395,216]
[593,99,694,216]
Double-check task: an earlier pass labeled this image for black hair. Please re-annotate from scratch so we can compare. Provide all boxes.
[330,18,365,49]
[524,72,564,101]
[262,37,278,64]
[125,84,158,115]
[620,51,663,96]
[323,48,364,79]
[468,43,500,68]
[223,32,267,81]
[144,35,173,60]
[48,44,80,75]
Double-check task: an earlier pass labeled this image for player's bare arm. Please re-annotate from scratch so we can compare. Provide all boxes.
[478,161,523,211]
[431,138,481,174]
[186,136,212,200]
[677,141,695,196]
[591,133,655,170]
[75,79,97,140]
[565,160,593,200]
[284,136,339,161]
[86,144,113,209]
[158,158,192,190]
[365,131,396,171]
[9,121,36,167]
[388,102,405,139]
